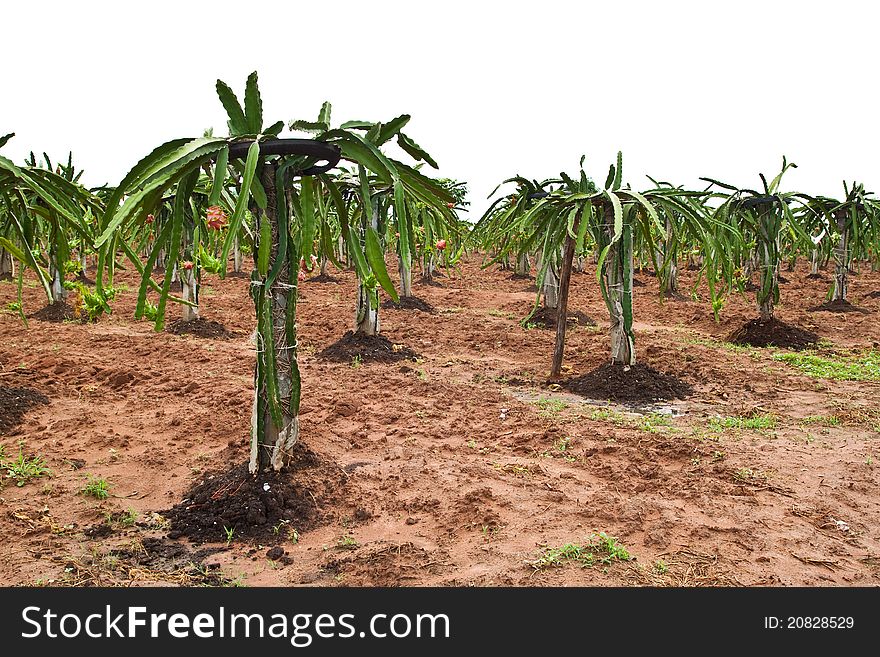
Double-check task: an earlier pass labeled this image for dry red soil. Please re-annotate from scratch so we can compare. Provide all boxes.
[1,257,879,587]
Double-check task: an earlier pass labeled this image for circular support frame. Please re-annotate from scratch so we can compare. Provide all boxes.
[228,138,341,176]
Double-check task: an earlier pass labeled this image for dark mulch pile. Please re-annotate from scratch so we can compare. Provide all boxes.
[508,273,532,281]
[418,276,445,288]
[778,274,790,284]
[727,317,819,350]
[864,291,880,300]
[806,273,824,280]
[30,302,76,322]
[308,273,339,284]
[381,296,436,313]
[0,272,12,282]
[112,538,232,584]
[564,362,693,403]
[0,387,49,434]
[632,277,646,288]
[808,299,870,314]
[226,270,251,279]
[662,290,691,301]
[319,331,420,363]
[168,318,237,339]
[743,281,759,292]
[164,455,320,544]
[528,306,597,329]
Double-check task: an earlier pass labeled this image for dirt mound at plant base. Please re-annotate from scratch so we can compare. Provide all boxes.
[381,296,436,313]
[0,386,49,434]
[808,299,870,314]
[307,273,339,284]
[565,362,693,403]
[164,461,319,544]
[319,331,420,363]
[727,317,818,350]
[529,306,596,328]
[30,302,76,322]
[168,318,237,339]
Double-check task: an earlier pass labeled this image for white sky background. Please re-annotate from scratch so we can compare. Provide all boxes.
[3,0,879,218]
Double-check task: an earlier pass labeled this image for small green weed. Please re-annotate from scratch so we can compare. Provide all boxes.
[81,475,111,500]
[337,534,358,549]
[1,446,51,487]
[534,397,567,416]
[530,533,632,570]
[800,415,841,427]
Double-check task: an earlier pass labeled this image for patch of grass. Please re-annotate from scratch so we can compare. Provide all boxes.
[589,408,675,434]
[554,436,572,453]
[733,467,768,483]
[534,397,567,416]
[1,446,52,487]
[773,350,880,381]
[590,408,629,425]
[709,414,776,432]
[223,526,235,545]
[800,415,841,427]
[540,436,577,462]
[120,508,138,528]
[487,309,515,319]
[530,533,632,570]
[81,475,111,500]
[337,534,358,549]
[639,413,674,433]
[350,354,362,369]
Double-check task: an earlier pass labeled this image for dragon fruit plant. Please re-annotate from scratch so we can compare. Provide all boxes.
[98,73,452,473]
